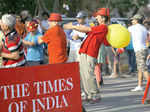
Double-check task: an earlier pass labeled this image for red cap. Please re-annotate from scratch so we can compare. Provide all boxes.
[26,20,38,32]
[94,8,110,17]
[48,13,62,22]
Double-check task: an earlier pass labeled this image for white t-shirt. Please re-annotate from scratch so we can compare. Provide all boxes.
[41,20,49,30]
[38,20,49,34]
[128,24,148,52]
[69,24,87,50]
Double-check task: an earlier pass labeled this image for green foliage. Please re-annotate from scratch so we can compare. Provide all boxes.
[0,0,36,15]
[99,0,149,16]
[0,0,149,17]
[44,0,53,11]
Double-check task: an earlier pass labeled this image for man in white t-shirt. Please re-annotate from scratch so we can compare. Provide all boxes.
[128,14,150,91]
[67,11,88,62]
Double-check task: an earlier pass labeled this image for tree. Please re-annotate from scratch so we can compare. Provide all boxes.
[0,0,36,15]
[103,0,149,17]
[0,0,149,18]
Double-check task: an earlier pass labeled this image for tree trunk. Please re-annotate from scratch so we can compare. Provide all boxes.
[53,0,60,13]
[80,0,101,12]
[34,0,49,16]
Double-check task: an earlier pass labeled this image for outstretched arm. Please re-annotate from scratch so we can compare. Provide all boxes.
[63,22,91,33]
[0,51,20,60]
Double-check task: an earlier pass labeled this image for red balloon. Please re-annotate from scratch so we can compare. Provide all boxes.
[116,48,124,54]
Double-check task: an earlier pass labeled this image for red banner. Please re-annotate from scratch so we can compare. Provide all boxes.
[0,62,82,112]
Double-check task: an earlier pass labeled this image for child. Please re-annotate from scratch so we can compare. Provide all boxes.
[109,47,121,78]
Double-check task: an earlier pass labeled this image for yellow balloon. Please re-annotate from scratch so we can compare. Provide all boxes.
[107,24,130,48]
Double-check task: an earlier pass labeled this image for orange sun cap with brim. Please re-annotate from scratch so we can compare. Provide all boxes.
[26,19,39,32]
[48,13,62,22]
[94,8,110,17]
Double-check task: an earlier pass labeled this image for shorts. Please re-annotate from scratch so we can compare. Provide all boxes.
[135,49,148,72]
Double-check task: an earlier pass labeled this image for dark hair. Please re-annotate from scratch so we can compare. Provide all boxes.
[136,19,143,24]
[42,12,49,18]
[101,15,109,23]
[137,16,145,24]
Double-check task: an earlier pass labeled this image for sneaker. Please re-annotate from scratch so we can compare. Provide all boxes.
[127,71,136,75]
[127,71,133,75]
[109,73,119,78]
[81,92,89,102]
[146,98,150,104]
[131,86,143,92]
[81,92,86,97]
[88,96,101,104]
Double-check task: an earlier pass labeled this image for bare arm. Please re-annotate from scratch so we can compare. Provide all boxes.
[63,22,91,33]
[111,47,117,56]
[0,51,20,60]
[22,39,35,46]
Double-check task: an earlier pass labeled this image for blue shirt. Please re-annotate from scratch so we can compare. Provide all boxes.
[24,31,44,61]
[126,38,134,50]
[69,22,89,50]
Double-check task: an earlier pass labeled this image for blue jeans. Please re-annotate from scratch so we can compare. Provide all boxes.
[26,61,43,66]
[126,49,137,72]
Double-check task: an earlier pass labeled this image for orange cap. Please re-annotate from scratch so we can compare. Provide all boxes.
[94,8,110,17]
[48,13,62,22]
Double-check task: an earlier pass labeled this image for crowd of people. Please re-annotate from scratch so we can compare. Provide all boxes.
[0,8,150,107]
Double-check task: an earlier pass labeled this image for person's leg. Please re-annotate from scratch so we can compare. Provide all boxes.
[141,49,149,81]
[85,55,100,102]
[130,50,137,72]
[138,69,143,87]
[131,50,143,91]
[126,50,132,72]
[105,56,110,75]
[79,54,89,99]
[109,55,119,78]
[116,54,120,74]
[131,49,149,91]
[94,63,101,88]
[105,47,113,74]
[113,61,117,74]
[143,71,149,81]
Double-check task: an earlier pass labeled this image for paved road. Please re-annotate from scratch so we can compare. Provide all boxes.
[83,75,150,112]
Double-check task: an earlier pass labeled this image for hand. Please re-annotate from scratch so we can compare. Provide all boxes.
[147,55,150,60]
[113,51,117,56]
[38,36,44,44]
[72,34,79,40]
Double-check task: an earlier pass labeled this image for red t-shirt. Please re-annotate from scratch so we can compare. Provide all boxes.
[79,24,110,58]
[42,25,68,64]
[2,30,25,68]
